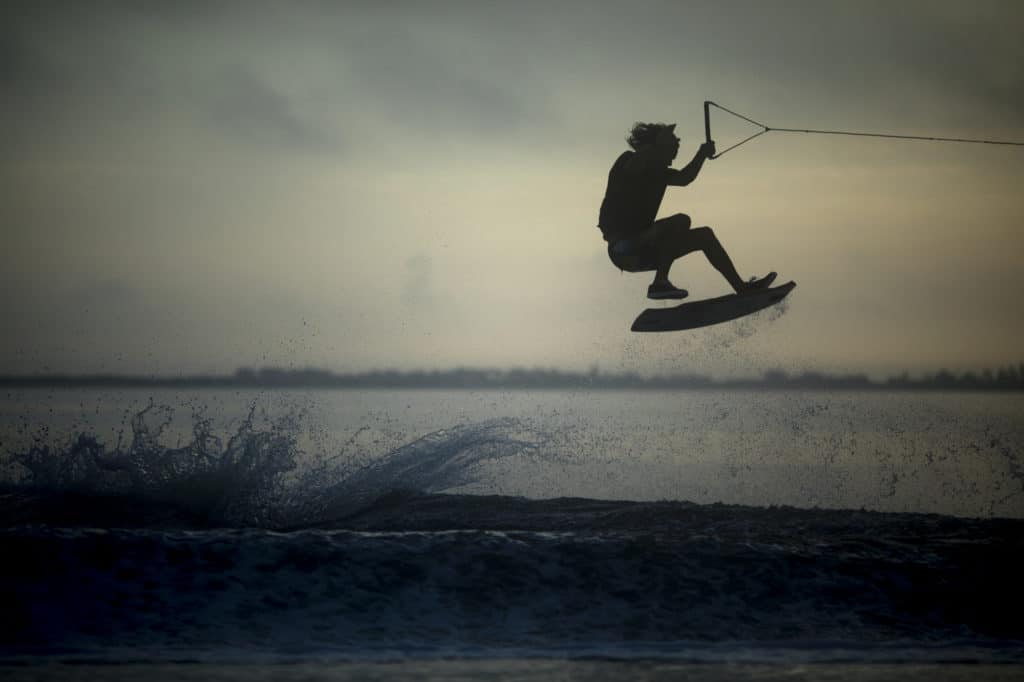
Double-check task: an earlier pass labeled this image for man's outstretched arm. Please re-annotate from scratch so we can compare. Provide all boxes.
[666,142,716,186]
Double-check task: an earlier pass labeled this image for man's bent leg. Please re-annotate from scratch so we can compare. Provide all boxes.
[645,214,691,285]
[651,223,748,293]
[690,227,746,292]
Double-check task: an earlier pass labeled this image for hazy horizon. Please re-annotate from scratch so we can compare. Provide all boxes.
[3,1,1023,379]
[5,361,1023,386]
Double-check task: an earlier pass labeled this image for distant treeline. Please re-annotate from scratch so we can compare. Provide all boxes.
[1,365,1023,391]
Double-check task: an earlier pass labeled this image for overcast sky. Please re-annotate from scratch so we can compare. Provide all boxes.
[2,0,1022,378]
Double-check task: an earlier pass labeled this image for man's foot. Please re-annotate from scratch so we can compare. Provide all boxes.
[738,272,777,294]
[647,281,689,300]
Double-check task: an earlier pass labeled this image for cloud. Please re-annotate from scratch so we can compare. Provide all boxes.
[332,9,556,138]
[200,66,341,154]
[0,2,342,158]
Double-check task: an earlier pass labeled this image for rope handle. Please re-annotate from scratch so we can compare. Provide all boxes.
[703,100,1024,159]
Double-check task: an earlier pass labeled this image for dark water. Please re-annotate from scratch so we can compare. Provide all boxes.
[3,661,1024,682]
[1,391,1023,672]
[3,494,1023,664]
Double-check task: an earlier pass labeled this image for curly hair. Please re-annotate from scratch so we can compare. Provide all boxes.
[626,122,676,150]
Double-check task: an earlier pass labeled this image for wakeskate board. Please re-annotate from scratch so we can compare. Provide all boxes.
[631,281,796,332]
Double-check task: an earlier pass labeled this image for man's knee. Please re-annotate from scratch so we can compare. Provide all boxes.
[692,226,718,248]
[670,213,692,230]
[654,214,691,241]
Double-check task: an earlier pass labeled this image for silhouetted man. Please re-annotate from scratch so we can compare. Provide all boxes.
[598,122,775,299]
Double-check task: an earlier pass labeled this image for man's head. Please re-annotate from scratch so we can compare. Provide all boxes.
[626,122,679,164]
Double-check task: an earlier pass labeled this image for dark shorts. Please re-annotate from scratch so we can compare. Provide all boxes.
[607,237,660,273]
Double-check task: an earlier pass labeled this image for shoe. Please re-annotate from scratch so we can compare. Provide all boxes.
[741,272,777,293]
[647,282,689,300]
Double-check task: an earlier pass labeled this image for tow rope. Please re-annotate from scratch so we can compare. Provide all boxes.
[704,101,1024,159]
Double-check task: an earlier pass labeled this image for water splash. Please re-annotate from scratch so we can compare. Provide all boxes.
[5,402,547,528]
[10,400,300,526]
[289,417,546,525]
